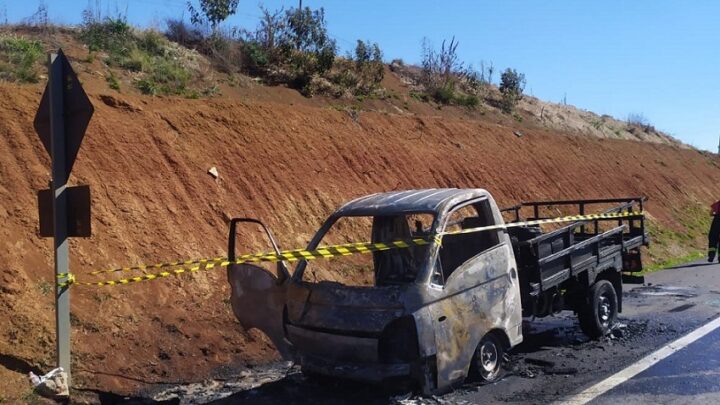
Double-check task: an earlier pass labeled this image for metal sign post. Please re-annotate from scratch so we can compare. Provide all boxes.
[48,51,72,385]
[34,49,94,392]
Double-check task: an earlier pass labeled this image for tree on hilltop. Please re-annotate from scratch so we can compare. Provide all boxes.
[187,0,240,33]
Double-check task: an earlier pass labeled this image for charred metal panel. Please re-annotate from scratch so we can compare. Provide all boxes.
[286,324,379,362]
[335,189,490,217]
[412,307,438,357]
[285,282,404,334]
[227,263,290,358]
[425,243,522,388]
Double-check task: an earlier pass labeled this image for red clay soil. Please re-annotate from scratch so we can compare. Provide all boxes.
[0,72,719,401]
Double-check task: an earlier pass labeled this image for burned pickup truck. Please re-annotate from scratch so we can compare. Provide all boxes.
[226,189,647,394]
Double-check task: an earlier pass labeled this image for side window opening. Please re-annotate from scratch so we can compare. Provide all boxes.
[434,200,500,285]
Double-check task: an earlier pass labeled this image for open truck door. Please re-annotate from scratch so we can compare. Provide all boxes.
[226,218,292,359]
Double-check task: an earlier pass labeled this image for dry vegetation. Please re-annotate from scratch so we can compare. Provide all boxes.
[0,0,683,149]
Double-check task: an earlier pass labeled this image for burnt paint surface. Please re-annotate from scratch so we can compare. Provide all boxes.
[227,263,291,359]
[424,243,522,388]
[285,282,405,334]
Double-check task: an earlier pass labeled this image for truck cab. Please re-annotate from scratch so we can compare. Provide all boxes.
[282,189,522,393]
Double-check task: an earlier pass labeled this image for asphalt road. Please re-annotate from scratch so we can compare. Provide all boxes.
[589,323,720,404]
[141,259,720,405]
[464,258,720,405]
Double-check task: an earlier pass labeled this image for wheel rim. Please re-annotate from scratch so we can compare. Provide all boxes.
[598,294,612,327]
[479,340,499,375]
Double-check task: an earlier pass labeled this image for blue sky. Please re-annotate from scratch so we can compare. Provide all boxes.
[5,1,718,151]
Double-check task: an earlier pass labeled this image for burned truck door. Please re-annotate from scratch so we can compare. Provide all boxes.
[226,218,292,359]
[425,199,521,388]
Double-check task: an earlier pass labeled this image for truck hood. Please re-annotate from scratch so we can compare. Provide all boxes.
[285,281,406,336]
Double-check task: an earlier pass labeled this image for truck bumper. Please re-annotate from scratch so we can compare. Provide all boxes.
[299,354,412,382]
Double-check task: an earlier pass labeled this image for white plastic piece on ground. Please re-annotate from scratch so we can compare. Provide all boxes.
[28,367,69,398]
[208,166,219,179]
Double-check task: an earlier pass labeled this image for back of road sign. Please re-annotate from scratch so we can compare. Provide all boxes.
[33,50,94,179]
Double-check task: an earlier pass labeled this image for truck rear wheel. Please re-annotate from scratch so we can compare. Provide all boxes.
[579,280,618,338]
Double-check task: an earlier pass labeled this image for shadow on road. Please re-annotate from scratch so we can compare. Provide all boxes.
[668,261,716,270]
[207,373,410,405]
[512,315,590,355]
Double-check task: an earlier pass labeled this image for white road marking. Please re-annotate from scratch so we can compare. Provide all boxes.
[555,315,720,404]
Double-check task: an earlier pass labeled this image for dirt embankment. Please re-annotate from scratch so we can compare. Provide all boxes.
[0,78,718,401]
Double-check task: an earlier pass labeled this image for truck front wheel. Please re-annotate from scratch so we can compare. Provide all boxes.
[469,333,505,382]
[578,280,618,338]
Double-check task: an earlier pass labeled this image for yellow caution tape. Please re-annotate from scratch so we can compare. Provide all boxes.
[59,238,432,287]
[58,211,643,288]
[441,211,641,236]
[87,256,227,276]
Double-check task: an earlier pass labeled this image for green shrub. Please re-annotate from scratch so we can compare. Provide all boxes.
[238,5,336,92]
[350,40,384,95]
[418,37,481,107]
[456,93,479,108]
[241,41,269,74]
[135,78,157,95]
[37,280,52,296]
[106,72,120,91]
[80,16,132,56]
[138,30,167,57]
[119,48,148,72]
[0,36,43,83]
[499,68,526,113]
[132,58,191,96]
[330,63,359,89]
[152,59,191,89]
[410,91,430,102]
[432,84,455,105]
[202,84,220,97]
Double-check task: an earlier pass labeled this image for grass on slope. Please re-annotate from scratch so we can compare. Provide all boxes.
[643,203,712,273]
[641,251,705,274]
[80,17,206,97]
[0,34,43,83]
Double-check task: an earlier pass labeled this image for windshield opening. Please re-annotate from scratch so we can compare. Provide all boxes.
[301,213,435,286]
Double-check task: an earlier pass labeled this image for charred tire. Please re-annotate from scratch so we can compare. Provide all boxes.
[579,280,618,338]
[469,333,505,383]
